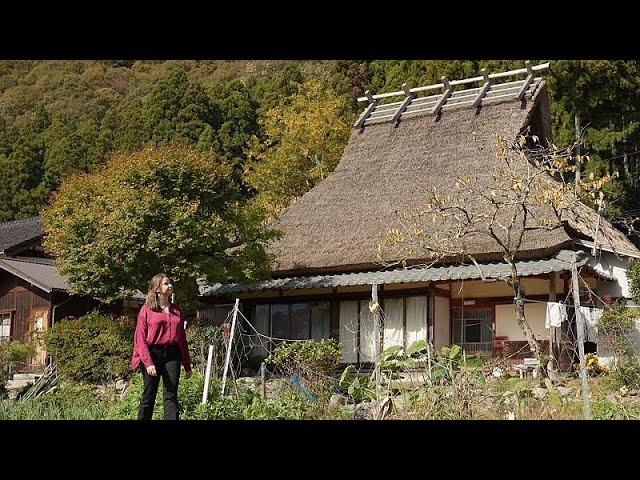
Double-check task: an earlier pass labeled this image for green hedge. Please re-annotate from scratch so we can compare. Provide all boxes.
[44,311,135,383]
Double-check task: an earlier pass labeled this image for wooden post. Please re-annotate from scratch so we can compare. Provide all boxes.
[571,253,591,419]
[371,283,381,414]
[220,298,240,396]
[548,272,557,370]
[260,361,266,399]
[201,345,214,405]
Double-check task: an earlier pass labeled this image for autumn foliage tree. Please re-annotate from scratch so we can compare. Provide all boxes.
[42,144,277,315]
[378,134,614,378]
[244,81,354,217]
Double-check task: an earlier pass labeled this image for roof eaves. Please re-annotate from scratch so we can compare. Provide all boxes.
[0,259,52,293]
[200,249,592,297]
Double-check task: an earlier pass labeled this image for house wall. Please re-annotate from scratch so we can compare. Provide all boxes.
[0,274,52,371]
[449,277,563,299]
[434,295,450,349]
[495,303,547,341]
[202,272,584,363]
[0,275,51,344]
[589,251,634,299]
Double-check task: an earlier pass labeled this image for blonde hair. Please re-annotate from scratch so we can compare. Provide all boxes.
[145,273,170,312]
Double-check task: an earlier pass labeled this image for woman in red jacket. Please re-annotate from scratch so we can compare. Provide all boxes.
[131,273,192,420]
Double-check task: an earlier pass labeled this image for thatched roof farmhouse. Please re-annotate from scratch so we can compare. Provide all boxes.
[200,63,640,368]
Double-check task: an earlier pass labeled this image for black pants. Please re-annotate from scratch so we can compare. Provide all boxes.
[137,344,181,420]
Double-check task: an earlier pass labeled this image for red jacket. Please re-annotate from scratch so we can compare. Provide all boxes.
[130,304,192,372]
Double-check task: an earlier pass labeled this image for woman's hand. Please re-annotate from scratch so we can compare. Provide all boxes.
[146,365,157,376]
[184,370,192,379]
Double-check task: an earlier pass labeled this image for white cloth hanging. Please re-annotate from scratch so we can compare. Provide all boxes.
[580,307,603,342]
[545,302,567,329]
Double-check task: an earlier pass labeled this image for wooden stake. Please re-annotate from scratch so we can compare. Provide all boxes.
[220,298,240,396]
[201,344,214,405]
[371,283,381,415]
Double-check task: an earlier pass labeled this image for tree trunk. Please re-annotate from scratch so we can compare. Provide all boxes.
[513,296,546,382]
[510,272,548,383]
[574,112,581,188]
[623,140,631,178]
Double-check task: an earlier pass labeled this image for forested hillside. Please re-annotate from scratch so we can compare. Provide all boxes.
[1,59,639,244]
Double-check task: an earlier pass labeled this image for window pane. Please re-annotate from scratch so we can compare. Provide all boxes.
[465,320,481,342]
[480,317,494,343]
[453,318,462,343]
[291,303,310,340]
[271,304,290,341]
[310,302,331,341]
[250,305,270,357]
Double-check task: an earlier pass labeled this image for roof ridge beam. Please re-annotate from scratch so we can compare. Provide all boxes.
[516,61,535,100]
[390,83,416,123]
[353,90,378,128]
[471,68,493,108]
[431,77,454,116]
[357,62,550,102]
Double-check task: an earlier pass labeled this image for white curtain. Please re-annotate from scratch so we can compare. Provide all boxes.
[406,296,427,347]
[359,300,375,362]
[383,298,404,349]
[339,301,358,363]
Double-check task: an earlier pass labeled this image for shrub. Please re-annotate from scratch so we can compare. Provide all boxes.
[186,321,225,376]
[0,383,106,420]
[265,339,341,398]
[628,258,640,304]
[44,311,135,383]
[0,340,37,392]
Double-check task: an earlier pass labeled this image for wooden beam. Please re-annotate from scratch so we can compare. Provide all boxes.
[516,75,535,100]
[356,62,550,102]
[390,83,416,123]
[353,100,378,128]
[431,76,453,116]
[471,68,492,108]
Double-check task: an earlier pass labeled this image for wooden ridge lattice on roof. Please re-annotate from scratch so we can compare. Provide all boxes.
[353,61,550,129]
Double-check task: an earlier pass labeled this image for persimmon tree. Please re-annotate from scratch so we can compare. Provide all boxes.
[377,134,614,379]
[42,144,277,314]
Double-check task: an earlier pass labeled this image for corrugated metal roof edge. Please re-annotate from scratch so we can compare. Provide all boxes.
[0,257,55,293]
[200,249,599,297]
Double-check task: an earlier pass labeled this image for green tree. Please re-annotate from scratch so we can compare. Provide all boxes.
[42,113,85,190]
[0,117,48,221]
[245,81,354,216]
[175,82,219,144]
[208,79,260,192]
[143,68,189,146]
[42,144,277,315]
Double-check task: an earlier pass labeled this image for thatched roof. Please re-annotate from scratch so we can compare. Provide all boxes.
[267,82,640,276]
